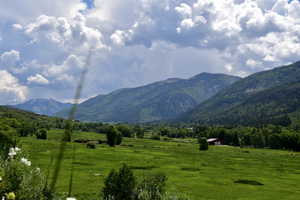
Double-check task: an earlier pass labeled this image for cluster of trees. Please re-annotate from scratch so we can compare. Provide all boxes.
[102,164,188,200]
[159,127,193,138]
[0,117,49,143]
[2,104,300,152]
[146,124,300,151]
[193,125,300,151]
[104,125,145,147]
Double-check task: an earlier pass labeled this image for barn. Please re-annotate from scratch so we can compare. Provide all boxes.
[207,138,222,145]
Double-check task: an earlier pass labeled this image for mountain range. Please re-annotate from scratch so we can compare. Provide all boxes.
[11,60,300,126]
[182,61,300,126]
[12,98,72,116]
[56,73,241,122]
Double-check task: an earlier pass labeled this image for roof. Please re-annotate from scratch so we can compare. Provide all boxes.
[207,138,220,142]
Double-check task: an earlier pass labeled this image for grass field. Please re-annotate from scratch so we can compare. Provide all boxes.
[19,130,300,200]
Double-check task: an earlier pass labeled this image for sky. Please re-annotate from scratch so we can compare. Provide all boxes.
[0,0,299,104]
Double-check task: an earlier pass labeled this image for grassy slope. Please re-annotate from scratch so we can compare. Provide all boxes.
[0,105,53,122]
[20,130,300,200]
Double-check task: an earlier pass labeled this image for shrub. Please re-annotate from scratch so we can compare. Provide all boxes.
[63,121,73,142]
[102,165,188,200]
[198,137,208,151]
[116,132,123,145]
[137,173,167,200]
[36,129,47,140]
[134,126,145,139]
[86,142,97,149]
[151,134,160,140]
[102,164,136,200]
[0,147,47,200]
[0,126,17,160]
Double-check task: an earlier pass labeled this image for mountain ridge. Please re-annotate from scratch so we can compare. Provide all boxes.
[12,98,72,116]
[56,72,241,122]
[181,61,300,125]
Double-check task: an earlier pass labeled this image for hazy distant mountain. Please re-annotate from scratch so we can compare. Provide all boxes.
[13,98,72,116]
[57,73,241,123]
[182,61,300,125]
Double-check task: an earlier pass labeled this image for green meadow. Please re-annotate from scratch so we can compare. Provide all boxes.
[19,130,300,200]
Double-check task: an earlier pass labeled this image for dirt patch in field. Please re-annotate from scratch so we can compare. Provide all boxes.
[234,179,264,186]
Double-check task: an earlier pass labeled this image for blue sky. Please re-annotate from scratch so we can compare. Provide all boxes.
[0,0,299,104]
[82,0,94,8]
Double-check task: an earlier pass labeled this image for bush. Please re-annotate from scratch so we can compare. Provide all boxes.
[102,164,136,200]
[36,129,47,140]
[137,173,167,200]
[116,132,123,145]
[0,147,48,200]
[86,142,97,149]
[134,126,145,139]
[0,126,17,159]
[63,121,73,142]
[151,134,160,140]
[198,137,208,151]
[102,165,188,200]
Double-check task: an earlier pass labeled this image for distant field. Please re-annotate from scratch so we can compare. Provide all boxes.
[20,130,300,200]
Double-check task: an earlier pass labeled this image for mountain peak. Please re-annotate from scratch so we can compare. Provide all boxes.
[190,72,240,80]
[57,72,240,123]
[12,98,72,116]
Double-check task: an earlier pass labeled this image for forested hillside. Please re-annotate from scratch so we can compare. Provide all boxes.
[57,73,240,123]
[183,61,300,125]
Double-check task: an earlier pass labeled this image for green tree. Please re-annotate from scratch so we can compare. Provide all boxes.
[134,125,145,138]
[102,164,136,200]
[106,126,119,147]
[198,137,208,151]
[18,122,36,137]
[63,121,72,142]
[117,124,133,138]
[36,129,47,140]
[116,131,123,145]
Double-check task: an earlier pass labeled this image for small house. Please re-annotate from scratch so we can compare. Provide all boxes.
[207,138,222,145]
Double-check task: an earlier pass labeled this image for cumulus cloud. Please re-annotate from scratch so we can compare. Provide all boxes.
[0,0,299,103]
[104,0,300,74]
[1,50,20,68]
[0,0,86,23]
[27,74,49,85]
[0,70,28,104]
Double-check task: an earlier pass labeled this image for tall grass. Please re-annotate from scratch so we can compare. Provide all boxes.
[49,49,94,198]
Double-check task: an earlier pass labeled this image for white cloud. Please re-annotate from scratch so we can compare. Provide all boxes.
[1,50,20,68]
[175,3,193,18]
[0,70,28,104]
[27,74,49,85]
[0,0,86,23]
[0,0,299,102]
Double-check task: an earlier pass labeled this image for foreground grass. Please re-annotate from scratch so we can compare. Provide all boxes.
[19,130,300,200]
